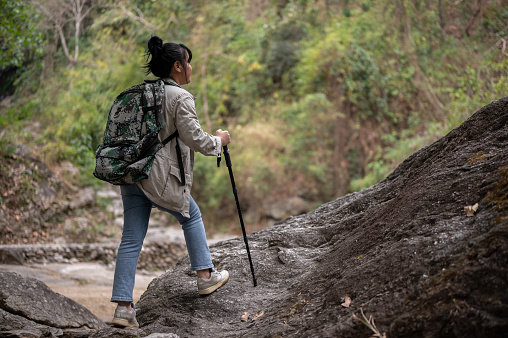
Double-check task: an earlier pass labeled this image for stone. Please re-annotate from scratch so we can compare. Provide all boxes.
[0,271,106,330]
[88,327,147,338]
[0,247,24,265]
[136,97,508,337]
[263,196,309,220]
[71,187,95,209]
[0,308,54,333]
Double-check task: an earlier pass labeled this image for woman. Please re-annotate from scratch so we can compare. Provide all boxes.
[111,35,231,328]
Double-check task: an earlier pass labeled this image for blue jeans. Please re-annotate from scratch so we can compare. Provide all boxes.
[111,184,214,303]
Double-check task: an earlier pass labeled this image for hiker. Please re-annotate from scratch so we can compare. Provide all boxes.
[110,35,231,328]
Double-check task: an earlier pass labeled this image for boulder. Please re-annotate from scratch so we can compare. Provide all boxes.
[0,247,24,265]
[263,196,310,220]
[136,97,508,337]
[0,308,63,337]
[0,271,106,332]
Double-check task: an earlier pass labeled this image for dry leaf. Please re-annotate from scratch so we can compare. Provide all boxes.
[464,203,479,217]
[241,311,250,322]
[252,311,264,321]
[341,295,351,308]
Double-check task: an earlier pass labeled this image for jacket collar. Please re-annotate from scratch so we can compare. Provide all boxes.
[162,77,196,100]
[162,77,180,87]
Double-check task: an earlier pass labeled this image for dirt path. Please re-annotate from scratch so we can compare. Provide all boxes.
[0,226,236,323]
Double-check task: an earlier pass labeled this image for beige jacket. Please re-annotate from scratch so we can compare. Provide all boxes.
[137,78,221,217]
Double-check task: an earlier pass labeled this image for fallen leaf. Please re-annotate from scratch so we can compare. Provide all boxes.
[464,203,479,217]
[252,311,264,321]
[341,295,351,308]
[241,311,249,322]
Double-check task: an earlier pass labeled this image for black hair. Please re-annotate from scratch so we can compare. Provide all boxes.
[144,35,192,79]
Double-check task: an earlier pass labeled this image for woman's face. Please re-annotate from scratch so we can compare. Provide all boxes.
[173,52,192,85]
[183,54,192,85]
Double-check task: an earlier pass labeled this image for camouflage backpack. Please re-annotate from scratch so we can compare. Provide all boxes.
[93,79,185,185]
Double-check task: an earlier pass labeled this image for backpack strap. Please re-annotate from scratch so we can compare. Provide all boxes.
[174,138,186,186]
[152,79,186,186]
[162,80,186,186]
[161,129,185,186]
[162,129,178,146]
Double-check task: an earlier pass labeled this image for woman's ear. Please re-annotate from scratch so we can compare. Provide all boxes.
[173,61,182,73]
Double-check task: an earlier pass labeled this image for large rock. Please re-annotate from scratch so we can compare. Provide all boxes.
[0,247,24,265]
[263,196,310,220]
[0,271,106,332]
[0,308,64,337]
[136,97,508,337]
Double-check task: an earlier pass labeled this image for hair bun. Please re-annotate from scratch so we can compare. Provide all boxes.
[148,36,163,56]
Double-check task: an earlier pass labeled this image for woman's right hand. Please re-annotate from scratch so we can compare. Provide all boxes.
[216,129,231,146]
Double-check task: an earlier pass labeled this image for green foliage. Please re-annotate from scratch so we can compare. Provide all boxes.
[279,94,334,197]
[295,8,393,122]
[0,0,44,69]
[351,56,508,193]
[3,0,507,228]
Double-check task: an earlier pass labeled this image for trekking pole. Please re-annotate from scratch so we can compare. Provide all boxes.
[218,145,257,287]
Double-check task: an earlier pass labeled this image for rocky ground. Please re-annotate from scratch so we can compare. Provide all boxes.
[0,223,234,323]
[0,262,158,323]
[135,97,508,337]
[1,97,507,337]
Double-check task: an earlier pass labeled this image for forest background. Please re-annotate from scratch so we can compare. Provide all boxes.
[1,0,507,239]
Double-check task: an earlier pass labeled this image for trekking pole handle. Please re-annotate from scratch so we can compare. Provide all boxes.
[223,145,232,167]
[217,146,231,168]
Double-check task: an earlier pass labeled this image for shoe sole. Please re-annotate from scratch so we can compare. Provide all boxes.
[112,317,139,328]
[198,272,230,295]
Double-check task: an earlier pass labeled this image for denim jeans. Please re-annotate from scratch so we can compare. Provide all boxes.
[111,184,213,303]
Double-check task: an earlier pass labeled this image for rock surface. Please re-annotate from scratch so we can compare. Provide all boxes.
[0,98,506,337]
[137,97,508,337]
[0,271,106,334]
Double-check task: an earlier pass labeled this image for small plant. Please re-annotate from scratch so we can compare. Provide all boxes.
[352,308,386,338]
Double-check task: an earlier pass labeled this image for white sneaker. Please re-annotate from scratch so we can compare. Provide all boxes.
[197,268,230,295]
[112,303,139,328]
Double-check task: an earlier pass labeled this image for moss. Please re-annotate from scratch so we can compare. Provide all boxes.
[467,151,499,164]
[278,299,309,319]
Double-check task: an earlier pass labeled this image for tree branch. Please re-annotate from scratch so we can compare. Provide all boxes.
[118,3,158,31]
[35,0,96,68]
[55,24,71,62]
[485,35,508,57]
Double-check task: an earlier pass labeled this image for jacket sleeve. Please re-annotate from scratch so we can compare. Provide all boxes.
[174,94,222,156]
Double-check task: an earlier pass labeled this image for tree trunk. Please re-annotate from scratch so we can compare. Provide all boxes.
[465,0,485,37]
[201,55,212,134]
[438,0,445,30]
[42,32,59,80]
